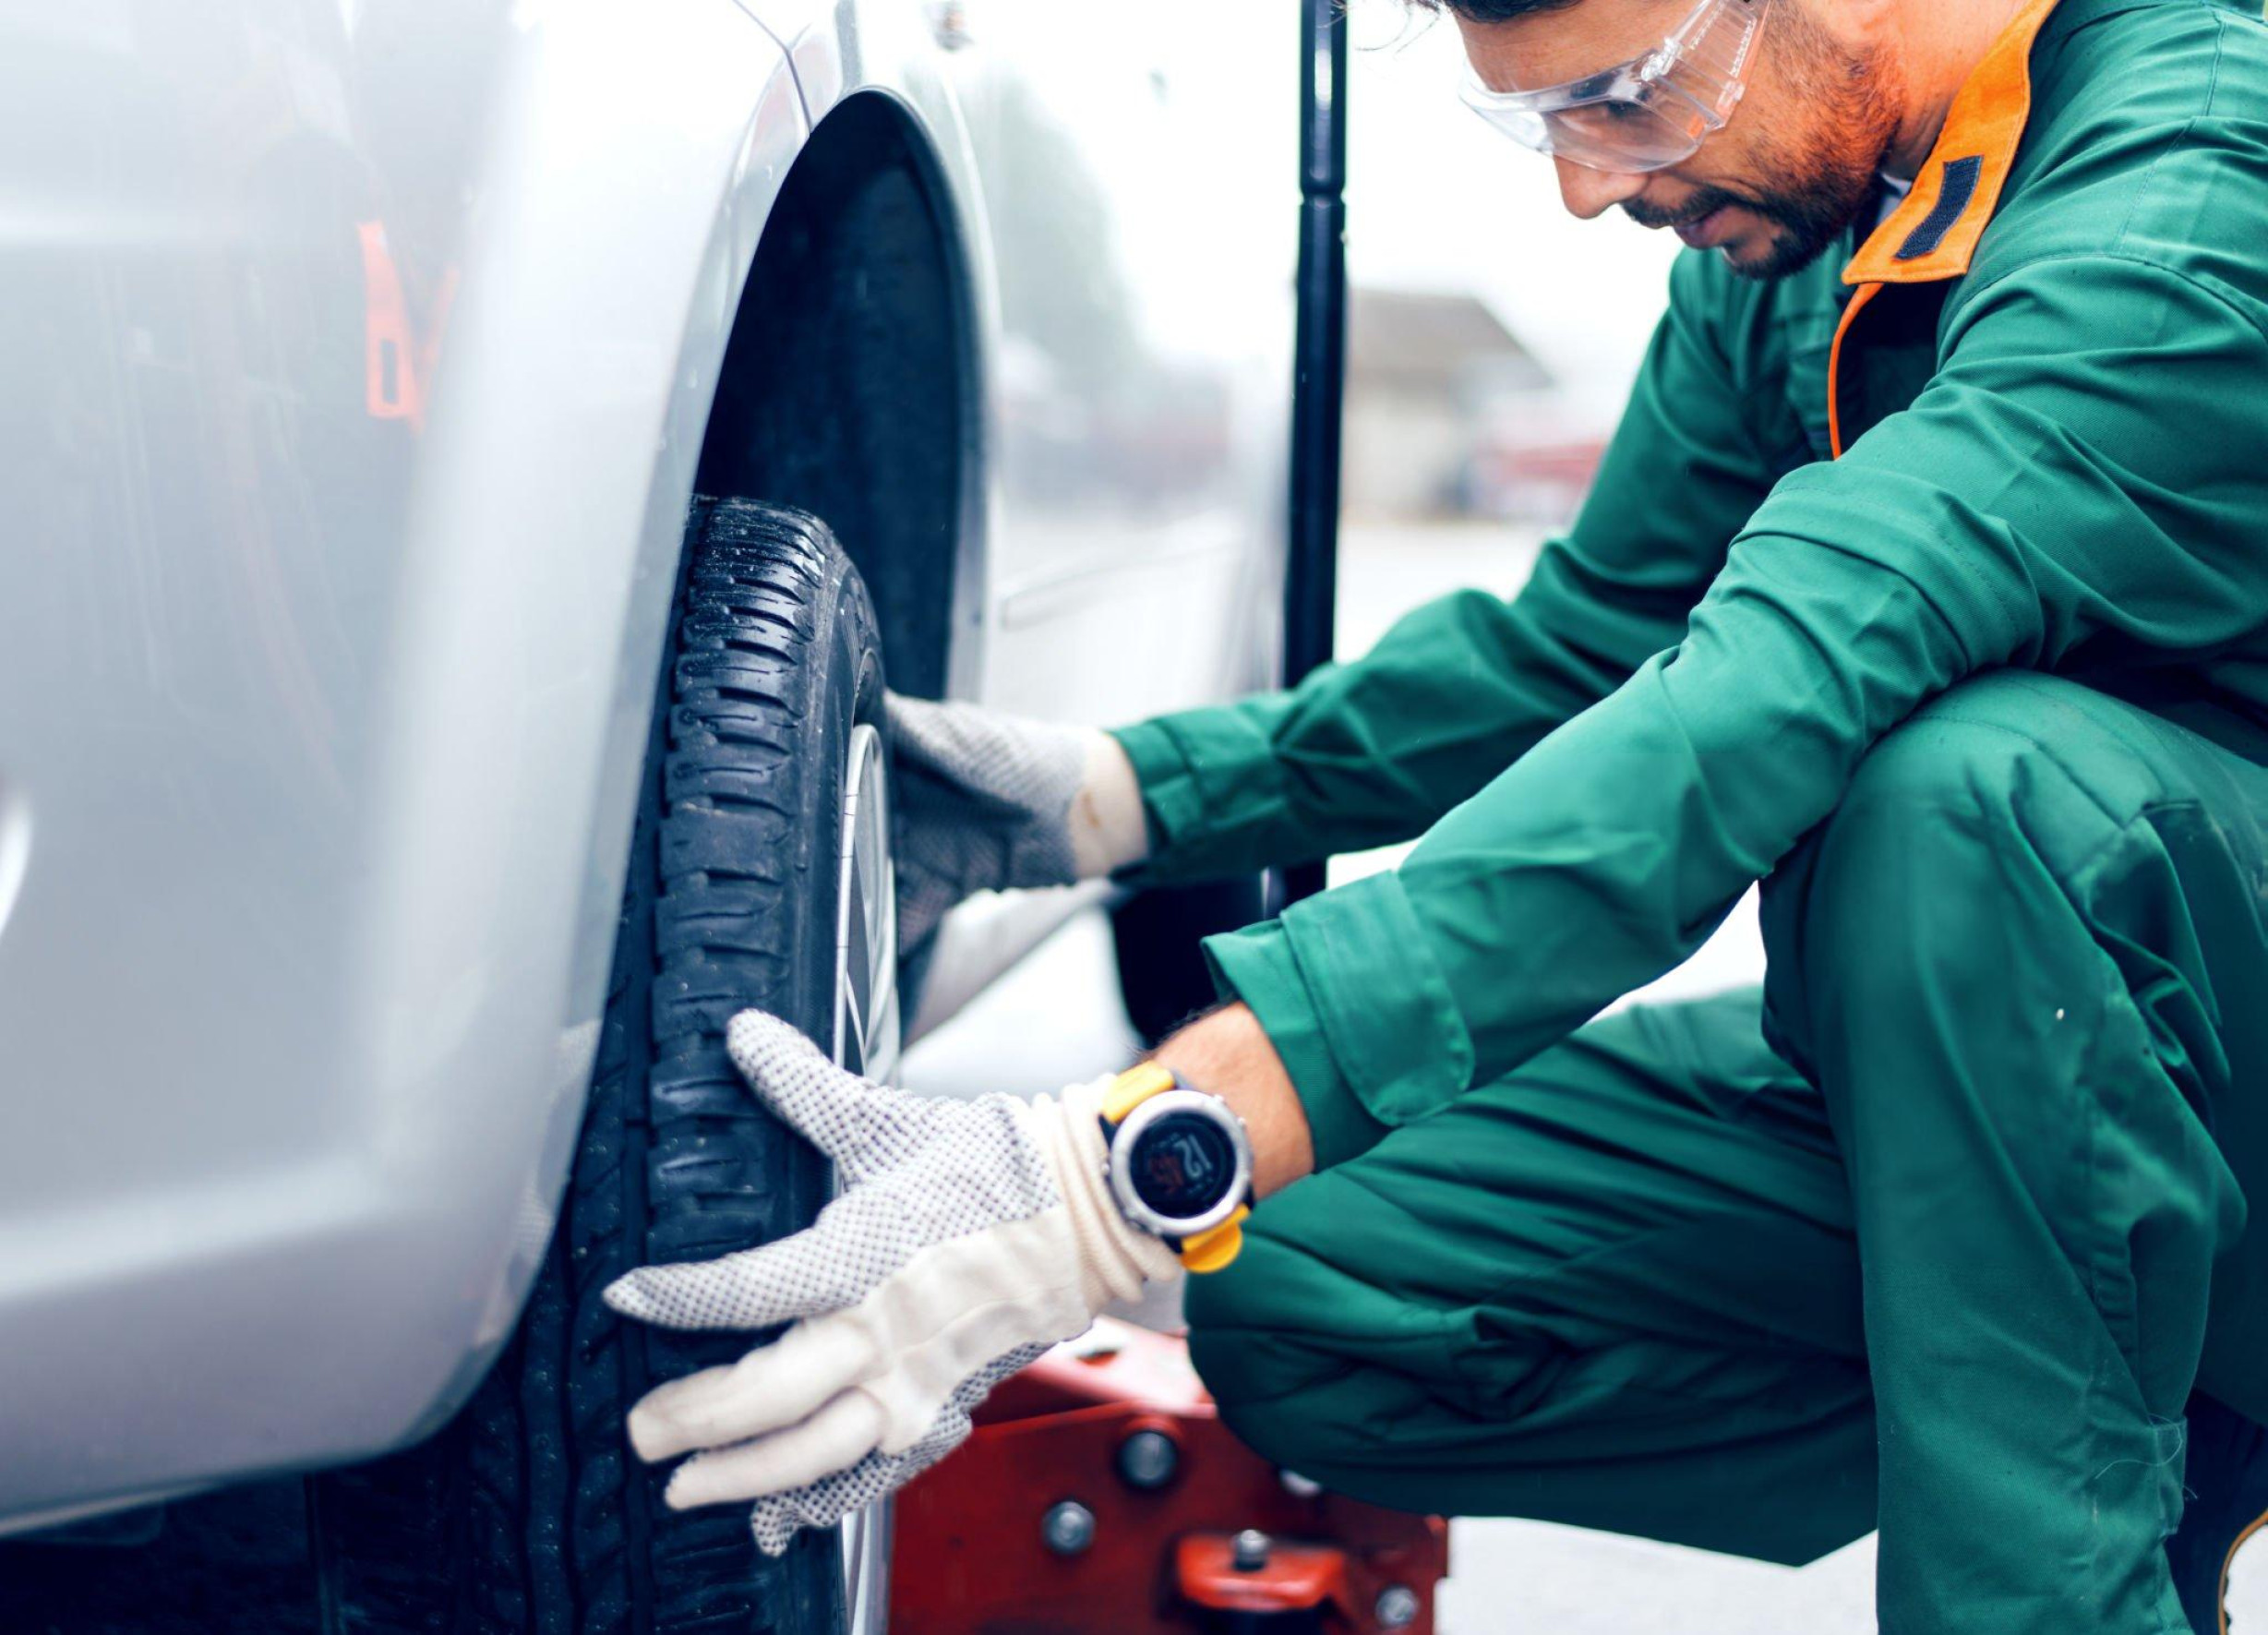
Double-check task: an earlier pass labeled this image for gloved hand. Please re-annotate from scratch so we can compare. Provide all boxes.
[886,692,1148,959]
[602,1010,1180,1555]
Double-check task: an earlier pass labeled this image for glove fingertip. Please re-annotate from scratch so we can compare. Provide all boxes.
[665,1455,740,1512]
[750,1502,796,1557]
[624,1400,683,1464]
[726,1012,836,1104]
[726,1007,810,1060]
[602,1272,657,1321]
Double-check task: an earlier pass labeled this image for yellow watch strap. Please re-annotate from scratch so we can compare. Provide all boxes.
[1100,1060,1177,1125]
[1100,1062,1251,1274]
[1177,1205,1249,1274]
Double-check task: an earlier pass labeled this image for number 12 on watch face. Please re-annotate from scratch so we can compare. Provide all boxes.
[1101,1069,1254,1268]
[1131,1112,1236,1213]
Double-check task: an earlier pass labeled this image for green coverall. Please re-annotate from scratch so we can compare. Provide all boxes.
[1112,0,2268,1624]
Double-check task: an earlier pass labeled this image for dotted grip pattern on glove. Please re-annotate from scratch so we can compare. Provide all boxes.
[604,1012,1177,1557]
[609,1013,1067,1333]
[743,1347,1043,1557]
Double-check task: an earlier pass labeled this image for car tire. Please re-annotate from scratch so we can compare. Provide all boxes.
[309,498,897,1635]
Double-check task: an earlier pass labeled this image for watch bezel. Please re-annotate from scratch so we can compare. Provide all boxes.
[1106,1088,1254,1240]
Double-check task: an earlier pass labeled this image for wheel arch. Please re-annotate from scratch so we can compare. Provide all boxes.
[359,59,998,1458]
[347,41,997,1462]
[696,87,989,705]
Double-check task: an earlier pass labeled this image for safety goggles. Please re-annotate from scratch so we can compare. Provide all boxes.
[1458,0,1768,174]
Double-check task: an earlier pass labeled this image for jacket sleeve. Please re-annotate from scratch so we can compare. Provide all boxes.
[1206,252,2268,1168]
[1111,253,1774,888]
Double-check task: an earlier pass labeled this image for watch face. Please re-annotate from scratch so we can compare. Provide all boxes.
[1128,1110,1238,1220]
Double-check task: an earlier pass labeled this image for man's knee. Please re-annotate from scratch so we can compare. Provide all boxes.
[1761,672,2130,979]
[1180,1179,1509,1481]
[1755,672,2160,1076]
[1181,1247,1318,1425]
[1182,1302,1347,1478]
[1824,671,2096,846]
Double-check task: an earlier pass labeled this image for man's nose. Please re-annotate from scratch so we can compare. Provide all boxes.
[1552,155,1647,219]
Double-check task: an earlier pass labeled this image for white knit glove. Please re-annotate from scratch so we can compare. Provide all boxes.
[887,692,1148,959]
[602,1010,1180,1556]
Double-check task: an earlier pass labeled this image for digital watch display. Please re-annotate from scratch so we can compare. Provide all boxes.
[1098,1065,1254,1272]
[1131,1109,1238,1217]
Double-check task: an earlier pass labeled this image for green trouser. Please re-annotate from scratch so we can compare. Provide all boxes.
[1183,674,2262,1632]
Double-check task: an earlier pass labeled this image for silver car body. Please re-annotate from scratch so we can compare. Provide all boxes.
[0,0,1291,1530]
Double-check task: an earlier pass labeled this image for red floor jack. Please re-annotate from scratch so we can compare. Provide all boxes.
[889,1319,1449,1633]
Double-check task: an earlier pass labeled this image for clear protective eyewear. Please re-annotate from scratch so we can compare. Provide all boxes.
[1458,0,1769,174]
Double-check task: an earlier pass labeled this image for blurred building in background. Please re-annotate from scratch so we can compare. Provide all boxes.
[1343,283,1607,523]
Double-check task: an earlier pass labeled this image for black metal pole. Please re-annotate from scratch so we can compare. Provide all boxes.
[1279,0,1349,911]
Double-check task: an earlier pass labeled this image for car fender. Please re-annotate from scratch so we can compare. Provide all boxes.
[337,0,823,1451]
[0,0,892,1526]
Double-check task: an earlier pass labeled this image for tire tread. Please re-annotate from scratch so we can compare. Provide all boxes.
[314,499,874,1635]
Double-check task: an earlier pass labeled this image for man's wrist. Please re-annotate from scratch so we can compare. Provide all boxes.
[1069,730,1148,879]
[1030,1077,1182,1307]
[1149,1003,1314,1199]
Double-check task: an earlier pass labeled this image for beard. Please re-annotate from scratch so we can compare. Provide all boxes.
[1626,9,1905,281]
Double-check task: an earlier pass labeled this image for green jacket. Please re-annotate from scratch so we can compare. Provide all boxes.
[1113,0,2268,1168]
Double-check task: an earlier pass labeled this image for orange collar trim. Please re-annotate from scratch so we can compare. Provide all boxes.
[1842,0,2064,285]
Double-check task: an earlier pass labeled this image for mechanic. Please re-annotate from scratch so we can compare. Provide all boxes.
[605,0,2268,1625]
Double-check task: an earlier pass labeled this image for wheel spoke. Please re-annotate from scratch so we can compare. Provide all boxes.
[830,719,898,1631]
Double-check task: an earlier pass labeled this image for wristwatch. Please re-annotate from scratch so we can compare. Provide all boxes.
[1098,1062,1254,1273]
